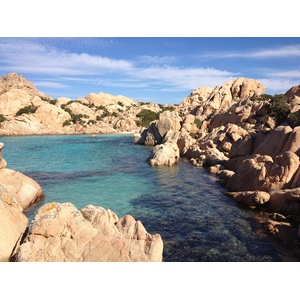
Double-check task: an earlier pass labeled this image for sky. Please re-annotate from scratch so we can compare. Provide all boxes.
[0,37,299,104]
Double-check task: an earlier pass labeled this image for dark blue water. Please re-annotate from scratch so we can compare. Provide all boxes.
[1,134,298,261]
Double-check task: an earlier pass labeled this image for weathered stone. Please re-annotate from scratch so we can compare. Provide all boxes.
[0,169,43,211]
[0,184,28,262]
[16,203,163,262]
[268,188,300,215]
[227,152,299,192]
[225,190,270,207]
[252,126,293,158]
[147,131,180,167]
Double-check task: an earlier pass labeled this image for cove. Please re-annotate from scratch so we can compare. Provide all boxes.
[1,133,299,262]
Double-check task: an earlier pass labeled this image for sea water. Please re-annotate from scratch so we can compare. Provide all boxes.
[1,134,299,262]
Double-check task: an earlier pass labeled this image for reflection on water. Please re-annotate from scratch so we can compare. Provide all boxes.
[1,134,299,262]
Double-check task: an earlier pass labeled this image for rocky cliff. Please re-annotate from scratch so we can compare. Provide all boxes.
[135,77,300,257]
[0,72,174,135]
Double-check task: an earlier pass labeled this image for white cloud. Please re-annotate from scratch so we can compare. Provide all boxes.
[133,66,238,90]
[201,44,300,59]
[137,55,177,65]
[0,38,133,76]
[34,81,70,89]
[258,77,299,94]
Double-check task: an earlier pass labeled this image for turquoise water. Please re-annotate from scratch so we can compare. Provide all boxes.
[1,134,299,262]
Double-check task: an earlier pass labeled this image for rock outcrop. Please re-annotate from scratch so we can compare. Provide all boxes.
[147,130,180,166]
[0,72,175,135]
[16,202,163,262]
[137,76,300,255]
[0,169,43,211]
[0,184,28,262]
[0,142,43,261]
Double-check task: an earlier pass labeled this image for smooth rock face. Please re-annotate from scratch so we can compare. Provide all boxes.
[0,142,7,169]
[147,131,180,167]
[16,203,163,262]
[0,169,43,211]
[0,184,28,262]
[226,152,300,192]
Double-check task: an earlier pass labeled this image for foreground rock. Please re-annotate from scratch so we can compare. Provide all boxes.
[0,184,28,262]
[0,168,43,211]
[16,202,163,262]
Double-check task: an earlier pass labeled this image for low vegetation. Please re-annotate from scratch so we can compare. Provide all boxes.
[15,104,38,116]
[136,109,159,127]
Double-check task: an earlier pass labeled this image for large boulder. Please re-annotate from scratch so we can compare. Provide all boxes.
[285,84,300,99]
[0,143,7,169]
[194,77,266,122]
[226,152,300,192]
[267,188,300,215]
[147,130,180,167]
[225,190,270,207]
[0,184,28,262]
[0,168,43,211]
[252,125,293,159]
[16,202,163,262]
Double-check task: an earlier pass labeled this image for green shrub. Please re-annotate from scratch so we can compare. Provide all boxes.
[135,120,142,127]
[0,114,6,122]
[49,99,57,105]
[15,105,38,116]
[194,118,202,128]
[136,109,159,127]
[268,94,290,125]
[88,119,97,125]
[63,120,72,127]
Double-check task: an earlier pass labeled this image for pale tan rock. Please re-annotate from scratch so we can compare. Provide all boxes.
[0,72,174,135]
[0,169,43,211]
[268,188,300,215]
[252,125,293,158]
[227,152,299,192]
[0,184,28,261]
[0,142,7,169]
[285,84,300,99]
[282,126,300,156]
[147,131,180,167]
[261,219,298,245]
[16,202,163,262]
[175,86,213,115]
[225,190,270,207]
[177,133,196,156]
[156,110,182,140]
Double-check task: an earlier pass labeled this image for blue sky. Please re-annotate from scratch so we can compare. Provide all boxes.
[0,37,300,104]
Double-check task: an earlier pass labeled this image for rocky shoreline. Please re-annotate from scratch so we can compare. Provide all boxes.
[1,72,300,261]
[133,78,300,259]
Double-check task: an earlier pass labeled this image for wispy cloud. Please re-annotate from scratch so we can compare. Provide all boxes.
[200,44,300,59]
[137,55,177,65]
[133,66,238,90]
[0,38,239,93]
[0,38,132,76]
[1,38,297,100]
[258,77,300,94]
[34,81,70,89]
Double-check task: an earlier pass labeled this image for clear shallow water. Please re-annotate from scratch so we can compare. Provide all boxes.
[1,134,299,262]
